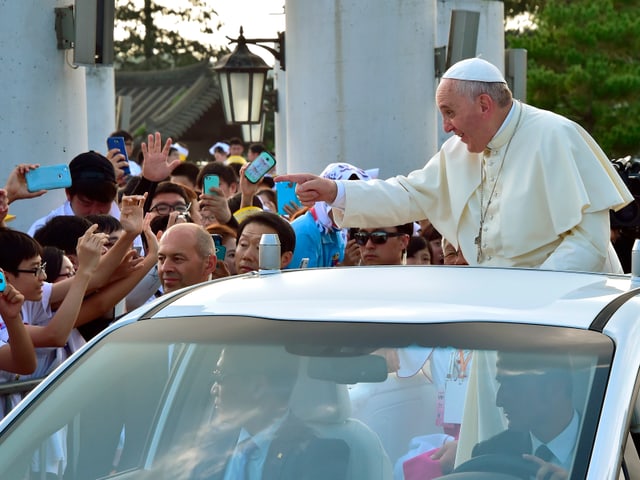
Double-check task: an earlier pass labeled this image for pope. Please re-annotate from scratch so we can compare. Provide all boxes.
[277,57,633,273]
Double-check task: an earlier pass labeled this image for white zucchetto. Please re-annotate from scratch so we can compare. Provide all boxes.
[442,57,507,83]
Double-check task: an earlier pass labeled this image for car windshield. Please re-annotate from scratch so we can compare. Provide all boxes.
[0,317,612,480]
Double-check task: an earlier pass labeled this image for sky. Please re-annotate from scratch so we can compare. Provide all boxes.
[115,1,286,65]
[210,0,285,65]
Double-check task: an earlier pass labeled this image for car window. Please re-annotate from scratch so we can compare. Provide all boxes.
[0,318,612,480]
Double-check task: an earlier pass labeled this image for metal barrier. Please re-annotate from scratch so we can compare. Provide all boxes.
[0,377,45,396]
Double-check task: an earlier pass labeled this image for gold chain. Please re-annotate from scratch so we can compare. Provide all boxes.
[475,103,523,263]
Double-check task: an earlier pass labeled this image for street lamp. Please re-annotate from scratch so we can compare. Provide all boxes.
[241,114,266,143]
[214,27,285,125]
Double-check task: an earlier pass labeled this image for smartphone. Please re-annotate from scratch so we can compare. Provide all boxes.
[276,181,301,216]
[0,271,5,293]
[203,174,220,194]
[244,151,276,184]
[211,234,227,261]
[107,136,130,176]
[348,227,360,240]
[25,164,72,192]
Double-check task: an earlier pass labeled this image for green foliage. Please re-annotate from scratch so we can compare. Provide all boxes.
[507,0,640,157]
[115,0,223,70]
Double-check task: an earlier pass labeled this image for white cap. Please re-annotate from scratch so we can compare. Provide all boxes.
[209,141,230,155]
[442,57,506,83]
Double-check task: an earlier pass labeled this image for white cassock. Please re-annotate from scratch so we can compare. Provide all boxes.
[333,101,633,273]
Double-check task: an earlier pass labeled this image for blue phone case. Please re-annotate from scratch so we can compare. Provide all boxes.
[25,164,72,192]
[0,271,5,292]
[203,174,220,194]
[276,181,301,216]
[107,136,130,176]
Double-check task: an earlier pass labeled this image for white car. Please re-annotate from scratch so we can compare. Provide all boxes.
[0,265,639,480]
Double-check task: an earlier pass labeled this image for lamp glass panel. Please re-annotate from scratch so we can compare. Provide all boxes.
[249,73,266,123]
[229,72,252,123]
[218,72,234,123]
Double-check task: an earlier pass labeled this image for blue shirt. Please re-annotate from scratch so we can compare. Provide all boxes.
[289,211,345,269]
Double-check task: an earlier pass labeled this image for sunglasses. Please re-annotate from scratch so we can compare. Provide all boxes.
[353,231,406,246]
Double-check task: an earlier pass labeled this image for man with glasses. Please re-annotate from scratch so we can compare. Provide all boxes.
[353,223,414,266]
[147,181,193,221]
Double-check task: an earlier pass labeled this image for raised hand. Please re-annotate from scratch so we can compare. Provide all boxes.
[274,174,338,206]
[119,193,147,235]
[0,281,25,322]
[199,188,232,225]
[339,238,362,266]
[140,132,180,182]
[5,164,47,203]
[75,224,109,275]
[106,148,130,186]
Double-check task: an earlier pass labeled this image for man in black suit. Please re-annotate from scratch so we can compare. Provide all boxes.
[470,352,575,479]
[192,346,350,480]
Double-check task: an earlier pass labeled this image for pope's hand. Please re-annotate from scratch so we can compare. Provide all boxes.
[275,174,337,206]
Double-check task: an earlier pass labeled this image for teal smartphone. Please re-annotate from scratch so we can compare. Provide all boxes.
[25,164,72,192]
[204,174,220,194]
[245,151,276,184]
[276,181,301,216]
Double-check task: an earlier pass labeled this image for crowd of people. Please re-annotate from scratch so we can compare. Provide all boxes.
[0,57,634,478]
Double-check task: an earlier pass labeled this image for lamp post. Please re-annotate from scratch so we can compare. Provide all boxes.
[241,114,265,143]
[214,27,285,125]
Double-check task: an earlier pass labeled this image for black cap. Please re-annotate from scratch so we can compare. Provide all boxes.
[69,151,116,185]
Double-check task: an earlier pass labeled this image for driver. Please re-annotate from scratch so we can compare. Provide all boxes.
[471,352,575,479]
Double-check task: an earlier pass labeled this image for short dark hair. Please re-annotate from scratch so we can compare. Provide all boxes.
[171,162,201,186]
[396,222,415,237]
[228,137,244,147]
[33,216,92,255]
[152,181,190,205]
[237,211,296,254]
[41,246,65,282]
[0,228,43,273]
[249,143,266,155]
[85,214,123,234]
[196,162,238,190]
[110,130,133,142]
[407,235,429,258]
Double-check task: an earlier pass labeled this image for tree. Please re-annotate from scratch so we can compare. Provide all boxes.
[115,0,224,70]
[507,0,640,157]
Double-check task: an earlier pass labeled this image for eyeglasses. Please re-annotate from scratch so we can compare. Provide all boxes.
[149,202,191,215]
[353,231,406,246]
[57,270,75,280]
[16,262,47,277]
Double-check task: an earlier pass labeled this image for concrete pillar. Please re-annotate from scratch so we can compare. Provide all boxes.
[273,66,287,170]
[285,0,438,179]
[86,66,116,153]
[0,0,89,233]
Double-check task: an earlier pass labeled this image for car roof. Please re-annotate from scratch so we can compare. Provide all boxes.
[144,266,635,329]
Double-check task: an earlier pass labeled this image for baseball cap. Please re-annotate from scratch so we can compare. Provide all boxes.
[69,151,116,185]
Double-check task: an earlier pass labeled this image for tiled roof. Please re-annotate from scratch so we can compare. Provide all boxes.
[115,60,219,140]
